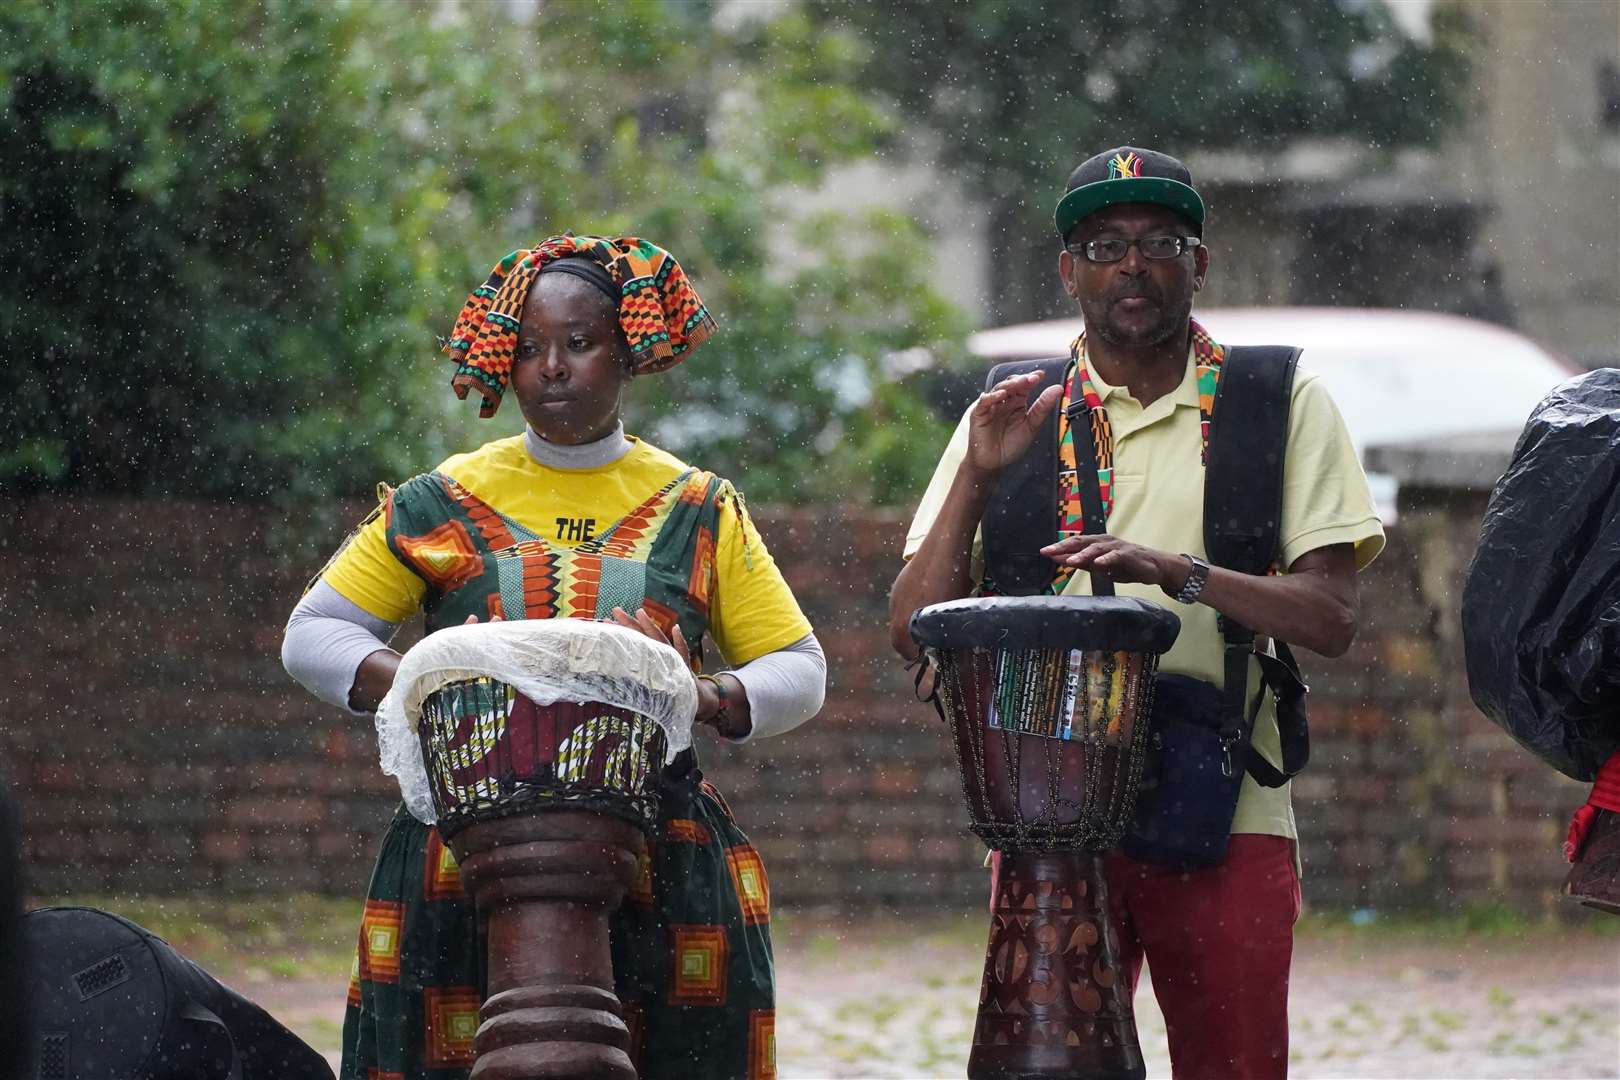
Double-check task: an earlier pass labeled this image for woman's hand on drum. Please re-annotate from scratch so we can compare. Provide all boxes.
[965,371,1063,477]
[463,613,504,624]
[610,607,753,739]
[1041,534,1181,589]
[609,606,692,666]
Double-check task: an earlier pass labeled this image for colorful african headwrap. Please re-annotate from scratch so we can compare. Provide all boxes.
[443,233,718,418]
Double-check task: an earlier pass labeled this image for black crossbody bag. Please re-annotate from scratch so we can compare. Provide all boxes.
[21,906,335,1079]
[981,346,1309,867]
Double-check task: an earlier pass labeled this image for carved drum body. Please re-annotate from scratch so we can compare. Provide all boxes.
[423,685,665,1080]
[377,620,698,1080]
[911,596,1180,1080]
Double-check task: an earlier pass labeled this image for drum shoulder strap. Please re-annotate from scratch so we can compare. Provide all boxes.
[1205,344,1308,787]
[1204,345,1300,577]
[981,357,1070,596]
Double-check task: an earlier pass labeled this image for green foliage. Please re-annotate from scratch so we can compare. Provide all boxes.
[809,0,1474,318]
[813,0,1472,184]
[0,0,459,497]
[0,0,964,503]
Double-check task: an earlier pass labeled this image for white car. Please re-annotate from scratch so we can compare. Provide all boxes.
[968,307,1581,519]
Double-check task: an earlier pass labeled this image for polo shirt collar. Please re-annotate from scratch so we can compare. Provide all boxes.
[1085,346,1200,409]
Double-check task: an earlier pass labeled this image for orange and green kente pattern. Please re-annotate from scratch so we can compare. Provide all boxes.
[443,234,718,418]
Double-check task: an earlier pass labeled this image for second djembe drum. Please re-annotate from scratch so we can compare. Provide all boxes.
[911,595,1180,1080]
[376,619,698,1080]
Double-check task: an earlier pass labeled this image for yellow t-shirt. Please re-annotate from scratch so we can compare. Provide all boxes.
[323,435,812,667]
[904,354,1385,839]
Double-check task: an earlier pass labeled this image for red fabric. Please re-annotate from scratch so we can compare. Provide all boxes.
[1566,804,1601,863]
[1566,749,1620,862]
[1103,836,1300,1080]
[988,836,1299,1079]
[1591,749,1620,812]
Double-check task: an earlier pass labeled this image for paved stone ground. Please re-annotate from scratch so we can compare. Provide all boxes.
[244,912,1619,1079]
[767,917,1620,1079]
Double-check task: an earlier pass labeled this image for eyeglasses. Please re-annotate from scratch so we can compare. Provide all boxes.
[1066,235,1202,264]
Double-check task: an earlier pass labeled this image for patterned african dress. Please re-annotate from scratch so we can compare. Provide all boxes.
[342,467,775,1080]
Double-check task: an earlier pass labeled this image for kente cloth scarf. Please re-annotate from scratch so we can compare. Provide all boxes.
[443,234,719,418]
[1050,317,1226,593]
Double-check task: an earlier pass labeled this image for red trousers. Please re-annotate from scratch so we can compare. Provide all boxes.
[1107,834,1301,1079]
[991,834,1301,1080]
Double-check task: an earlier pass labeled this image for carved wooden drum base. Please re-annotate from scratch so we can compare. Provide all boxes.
[969,851,1144,1080]
[447,812,645,1080]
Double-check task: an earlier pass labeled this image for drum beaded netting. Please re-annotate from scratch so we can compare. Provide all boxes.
[933,644,1162,853]
[418,676,668,840]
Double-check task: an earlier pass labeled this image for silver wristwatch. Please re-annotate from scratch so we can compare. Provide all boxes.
[1171,553,1211,604]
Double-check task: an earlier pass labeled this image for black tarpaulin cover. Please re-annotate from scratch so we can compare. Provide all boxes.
[1463,369,1620,781]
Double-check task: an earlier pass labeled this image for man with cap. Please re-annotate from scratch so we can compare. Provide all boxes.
[890,147,1385,1077]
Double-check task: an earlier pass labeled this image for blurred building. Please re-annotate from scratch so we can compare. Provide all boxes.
[810,0,1620,364]
[1443,0,1620,364]
[1200,0,1619,365]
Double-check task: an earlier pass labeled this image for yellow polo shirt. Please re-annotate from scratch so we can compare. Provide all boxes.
[903,353,1384,839]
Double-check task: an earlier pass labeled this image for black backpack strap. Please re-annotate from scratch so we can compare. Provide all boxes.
[1251,642,1310,785]
[981,357,1070,595]
[1204,345,1299,576]
[1203,344,1307,787]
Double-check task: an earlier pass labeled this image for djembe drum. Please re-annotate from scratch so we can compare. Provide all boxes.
[376,619,698,1080]
[910,595,1180,1080]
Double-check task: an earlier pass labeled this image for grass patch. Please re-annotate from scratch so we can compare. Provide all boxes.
[38,893,360,978]
[1297,900,1620,940]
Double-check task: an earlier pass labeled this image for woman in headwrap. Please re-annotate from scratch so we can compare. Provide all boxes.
[282,234,824,1079]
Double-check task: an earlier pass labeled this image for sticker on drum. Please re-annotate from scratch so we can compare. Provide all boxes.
[987,648,1138,743]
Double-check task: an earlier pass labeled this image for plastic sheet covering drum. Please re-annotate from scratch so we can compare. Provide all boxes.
[376,618,696,825]
[1462,369,1620,782]
[911,595,1180,1080]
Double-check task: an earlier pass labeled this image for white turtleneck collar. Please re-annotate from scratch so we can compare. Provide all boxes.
[523,422,634,470]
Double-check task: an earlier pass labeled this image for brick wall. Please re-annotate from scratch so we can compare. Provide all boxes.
[0,492,1590,914]
[1284,488,1588,914]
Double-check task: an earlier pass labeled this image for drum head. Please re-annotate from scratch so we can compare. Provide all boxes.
[909,595,1180,654]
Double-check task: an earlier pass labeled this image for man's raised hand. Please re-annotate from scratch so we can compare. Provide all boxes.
[965,371,1064,476]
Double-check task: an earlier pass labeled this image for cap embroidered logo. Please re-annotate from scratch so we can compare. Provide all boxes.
[1108,152,1143,179]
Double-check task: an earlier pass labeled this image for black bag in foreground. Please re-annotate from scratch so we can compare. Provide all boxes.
[21,906,334,1080]
[1,778,23,1080]
[1462,369,1620,781]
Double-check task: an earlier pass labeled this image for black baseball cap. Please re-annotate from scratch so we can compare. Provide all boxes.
[1054,146,1206,239]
